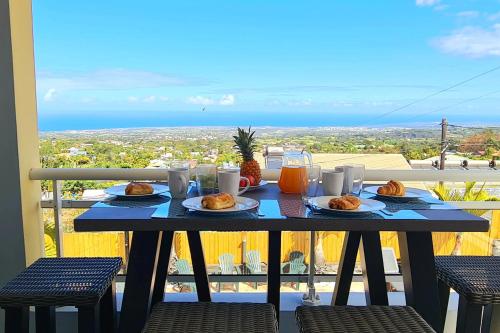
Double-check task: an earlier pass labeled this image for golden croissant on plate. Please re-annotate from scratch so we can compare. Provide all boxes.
[125,182,154,195]
[328,195,361,210]
[201,192,236,210]
[377,180,406,196]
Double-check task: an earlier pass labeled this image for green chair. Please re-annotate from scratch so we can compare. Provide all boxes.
[282,251,307,290]
[175,259,196,292]
[246,250,266,289]
[218,253,240,292]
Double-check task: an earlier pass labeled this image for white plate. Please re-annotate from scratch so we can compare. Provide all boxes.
[364,186,423,199]
[241,180,268,191]
[310,196,386,214]
[105,184,169,198]
[182,196,259,213]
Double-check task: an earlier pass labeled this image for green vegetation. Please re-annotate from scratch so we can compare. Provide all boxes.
[433,182,499,255]
[39,126,497,197]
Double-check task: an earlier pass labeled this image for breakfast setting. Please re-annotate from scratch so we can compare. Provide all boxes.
[101,128,440,219]
[72,127,486,333]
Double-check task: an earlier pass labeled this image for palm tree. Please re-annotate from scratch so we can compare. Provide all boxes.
[433,182,497,255]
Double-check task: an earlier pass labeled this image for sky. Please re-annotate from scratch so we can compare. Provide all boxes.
[33,0,500,130]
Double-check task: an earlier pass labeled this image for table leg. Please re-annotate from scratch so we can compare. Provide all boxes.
[119,231,162,333]
[267,231,282,318]
[4,307,29,333]
[187,231,211,301]
[398,231,442,332]
[332,231,361,305]
[360,232,388,305]
[151,231,174,307]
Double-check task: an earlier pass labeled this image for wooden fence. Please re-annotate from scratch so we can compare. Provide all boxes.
[61,211,500,265]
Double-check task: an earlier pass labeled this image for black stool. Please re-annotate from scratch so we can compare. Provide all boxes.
[0,257,122,333]
[436,255,500,333]
[143,302,278,333]
[296,305,435,333]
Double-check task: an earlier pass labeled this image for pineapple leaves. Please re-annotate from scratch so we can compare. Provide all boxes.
[233,126,257,161]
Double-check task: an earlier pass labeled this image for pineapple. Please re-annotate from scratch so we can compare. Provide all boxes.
[233,126,262,185]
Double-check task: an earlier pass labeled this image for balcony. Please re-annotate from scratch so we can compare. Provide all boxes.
[1,1,500,332]
[29,167,500,332]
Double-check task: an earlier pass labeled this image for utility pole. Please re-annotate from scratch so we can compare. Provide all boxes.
[440,118,448,170]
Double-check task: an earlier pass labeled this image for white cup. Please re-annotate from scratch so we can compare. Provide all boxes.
[168,168,189,199]
[217,169,250,196]
[322,170,344,196]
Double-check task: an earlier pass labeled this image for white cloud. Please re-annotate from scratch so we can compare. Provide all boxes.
[416,0,440,7]
[332,101,354,107]
[143,96,157,103]
[433,4,448,11]
[457,11,479,18]
[187,94,236,106]
[43,88,57,102]
[187,96,215,105]
[288,99,313,107]
[81,97,95,103]
[158,96,169,102]
[219,94,235,106]
[37,69,186,92]
[433,25,500,57]
[488,12,500,21]
[127,96,139,103]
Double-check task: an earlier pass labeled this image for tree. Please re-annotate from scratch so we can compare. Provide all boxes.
[433,182,498,255]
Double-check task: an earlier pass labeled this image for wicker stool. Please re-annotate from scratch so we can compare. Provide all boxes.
[295,305,436,333]
[0,257,122,333]
[142,302,278,333]
[436,256,500,333]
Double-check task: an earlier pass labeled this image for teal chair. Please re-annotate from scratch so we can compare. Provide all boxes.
[281,251,307,290]
[175,259,196,292]
[218,253,240,292]
[246,250,265,289]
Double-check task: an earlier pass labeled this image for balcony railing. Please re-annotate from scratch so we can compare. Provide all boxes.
[30,167,500,289]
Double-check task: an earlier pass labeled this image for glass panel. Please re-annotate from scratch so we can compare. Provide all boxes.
[43,207,128,273]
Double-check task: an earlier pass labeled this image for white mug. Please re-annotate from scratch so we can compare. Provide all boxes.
[168,168,189,199]
[217,169,250,196]
[322,170,344,196]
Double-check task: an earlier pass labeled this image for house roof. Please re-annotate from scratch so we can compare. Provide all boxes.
[255,153,410,170]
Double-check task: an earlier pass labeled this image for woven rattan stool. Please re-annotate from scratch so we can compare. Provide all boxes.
[142,302,279,333]
[295,305,435,333]
[0,257,122,333]
[436,256,500,333]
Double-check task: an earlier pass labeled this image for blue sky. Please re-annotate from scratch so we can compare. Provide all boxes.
[33,1,500,130]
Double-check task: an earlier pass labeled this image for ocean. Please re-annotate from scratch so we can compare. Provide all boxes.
[37,111,500,131]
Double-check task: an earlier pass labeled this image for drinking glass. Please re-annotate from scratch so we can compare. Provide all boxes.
[170,160,190,170]
[345,164,365,196]
[301,164,321,202]
[195,164,217,195]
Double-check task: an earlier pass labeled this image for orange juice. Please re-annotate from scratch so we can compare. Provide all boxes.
[278,166,308,193]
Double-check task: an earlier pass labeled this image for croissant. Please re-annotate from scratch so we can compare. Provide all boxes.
[201,192,236,210]
[377,180,406,196]
[328,195,361,210]
[125,182,154,195]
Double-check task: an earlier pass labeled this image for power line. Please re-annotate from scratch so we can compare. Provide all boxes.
[406,88,500,121]
[365,64,500,123]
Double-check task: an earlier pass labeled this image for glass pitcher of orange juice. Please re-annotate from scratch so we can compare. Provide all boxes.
[278,149,313,193]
